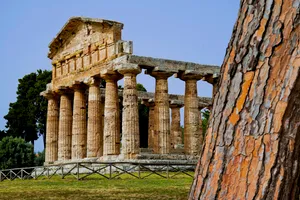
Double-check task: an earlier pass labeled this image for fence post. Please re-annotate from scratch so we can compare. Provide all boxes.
[34,168,37,180]
[77,163,80,180]
[61,166,64,179]
[109,164,112,179]
[138,164,141,179]
[21,169,23,180]
[167,162,169,179]
[0,171,2,182]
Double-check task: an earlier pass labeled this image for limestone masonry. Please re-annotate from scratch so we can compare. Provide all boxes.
[41,17,220,164]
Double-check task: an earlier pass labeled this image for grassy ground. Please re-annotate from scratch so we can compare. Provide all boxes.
[0,173,193,200]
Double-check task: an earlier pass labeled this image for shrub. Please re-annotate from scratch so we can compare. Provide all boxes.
[0,136,34,169]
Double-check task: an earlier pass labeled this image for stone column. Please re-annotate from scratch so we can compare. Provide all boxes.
[198,105,204,147]
[142,99,155,150]
[58,89,73,161]
[203,74,219,99]
[71,83,87,160]
[43,92,59,164]
[147,71,173,154]
[86,77,103,158]
[176,71,202,155]
[170,101,184,150]
[100,70,123,156]
[117,64,141,159]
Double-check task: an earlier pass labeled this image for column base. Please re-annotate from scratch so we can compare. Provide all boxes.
[44,148,199,166]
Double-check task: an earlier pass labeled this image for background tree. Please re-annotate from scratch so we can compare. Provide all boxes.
[201,109,210,136]
[0,130,6,141]
[34,150,45,166]
[4,70,51,147]
[0,136,34,169]
[189,1,299,199]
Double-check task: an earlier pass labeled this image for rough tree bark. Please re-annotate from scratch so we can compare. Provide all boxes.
[189,0,299,199]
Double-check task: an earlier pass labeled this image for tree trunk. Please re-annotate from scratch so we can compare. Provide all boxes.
[189,0,299,199]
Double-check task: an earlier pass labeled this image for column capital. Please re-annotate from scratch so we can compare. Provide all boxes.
[141,99,155,107]
[70,81,87,92]
[85,77,101,87]
[115,63,141,75]
[56,86,73,96]
[202,73,220,85]
[175,70,203,81]
[145,69,174,79]
[41,90,59,100]
[100,69,123,82]
[198,102,208,110]
[170,100,184,109]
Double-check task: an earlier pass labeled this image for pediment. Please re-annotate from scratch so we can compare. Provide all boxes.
[48,17,123,60]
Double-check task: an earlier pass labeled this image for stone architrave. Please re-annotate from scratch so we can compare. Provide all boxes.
[170,101,184,149]
[147,70,174,154]
[86,77,103,158]
[71,83,87,160]
[100,69,123,156]
[176,71,202,156]
[142,99,155,149]
[117,64,141,159]
[57,89,73,161]
[43,92,59,164]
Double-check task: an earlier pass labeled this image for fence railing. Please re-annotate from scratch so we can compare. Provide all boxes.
[0,161,196,181]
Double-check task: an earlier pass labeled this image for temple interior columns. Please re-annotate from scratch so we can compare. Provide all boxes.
[170,100,184,150]
[142,99,155,149]
[198,105,204,150]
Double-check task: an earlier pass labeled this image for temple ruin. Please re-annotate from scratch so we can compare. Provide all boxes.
[41,17,220,165]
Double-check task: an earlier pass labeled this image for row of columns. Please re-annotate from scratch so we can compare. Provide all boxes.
[45,65,209,163]
[144,99,205,154]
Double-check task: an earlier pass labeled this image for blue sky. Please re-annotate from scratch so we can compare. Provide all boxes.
[0,1,240,152]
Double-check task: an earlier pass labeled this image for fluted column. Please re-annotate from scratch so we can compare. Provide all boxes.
[43,92,59,164]
[176,71,202,155]
[71,84,87,160]
[87,77,103,158]
[58,90,73,161]
[101,70,123,156]
[142,99,155,149]
[117,64,141,159]
[198,106,204,148]
[184,79,200,155]
[147,71,173,154]
[170,101,184,150]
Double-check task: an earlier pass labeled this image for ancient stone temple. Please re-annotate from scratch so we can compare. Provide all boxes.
[41,17,220,165]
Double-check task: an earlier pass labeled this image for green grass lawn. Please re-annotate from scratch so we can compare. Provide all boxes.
[0,173,193,200]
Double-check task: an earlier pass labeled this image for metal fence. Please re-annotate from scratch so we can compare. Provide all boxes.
[0,162,196,181]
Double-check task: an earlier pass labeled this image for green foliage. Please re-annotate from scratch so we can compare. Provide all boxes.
[0,130,7,141]
[136,83,147,92]
[34,150,45,166]
[202,109,210,136]
[4,70,52,145]
[0,136,34,169]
